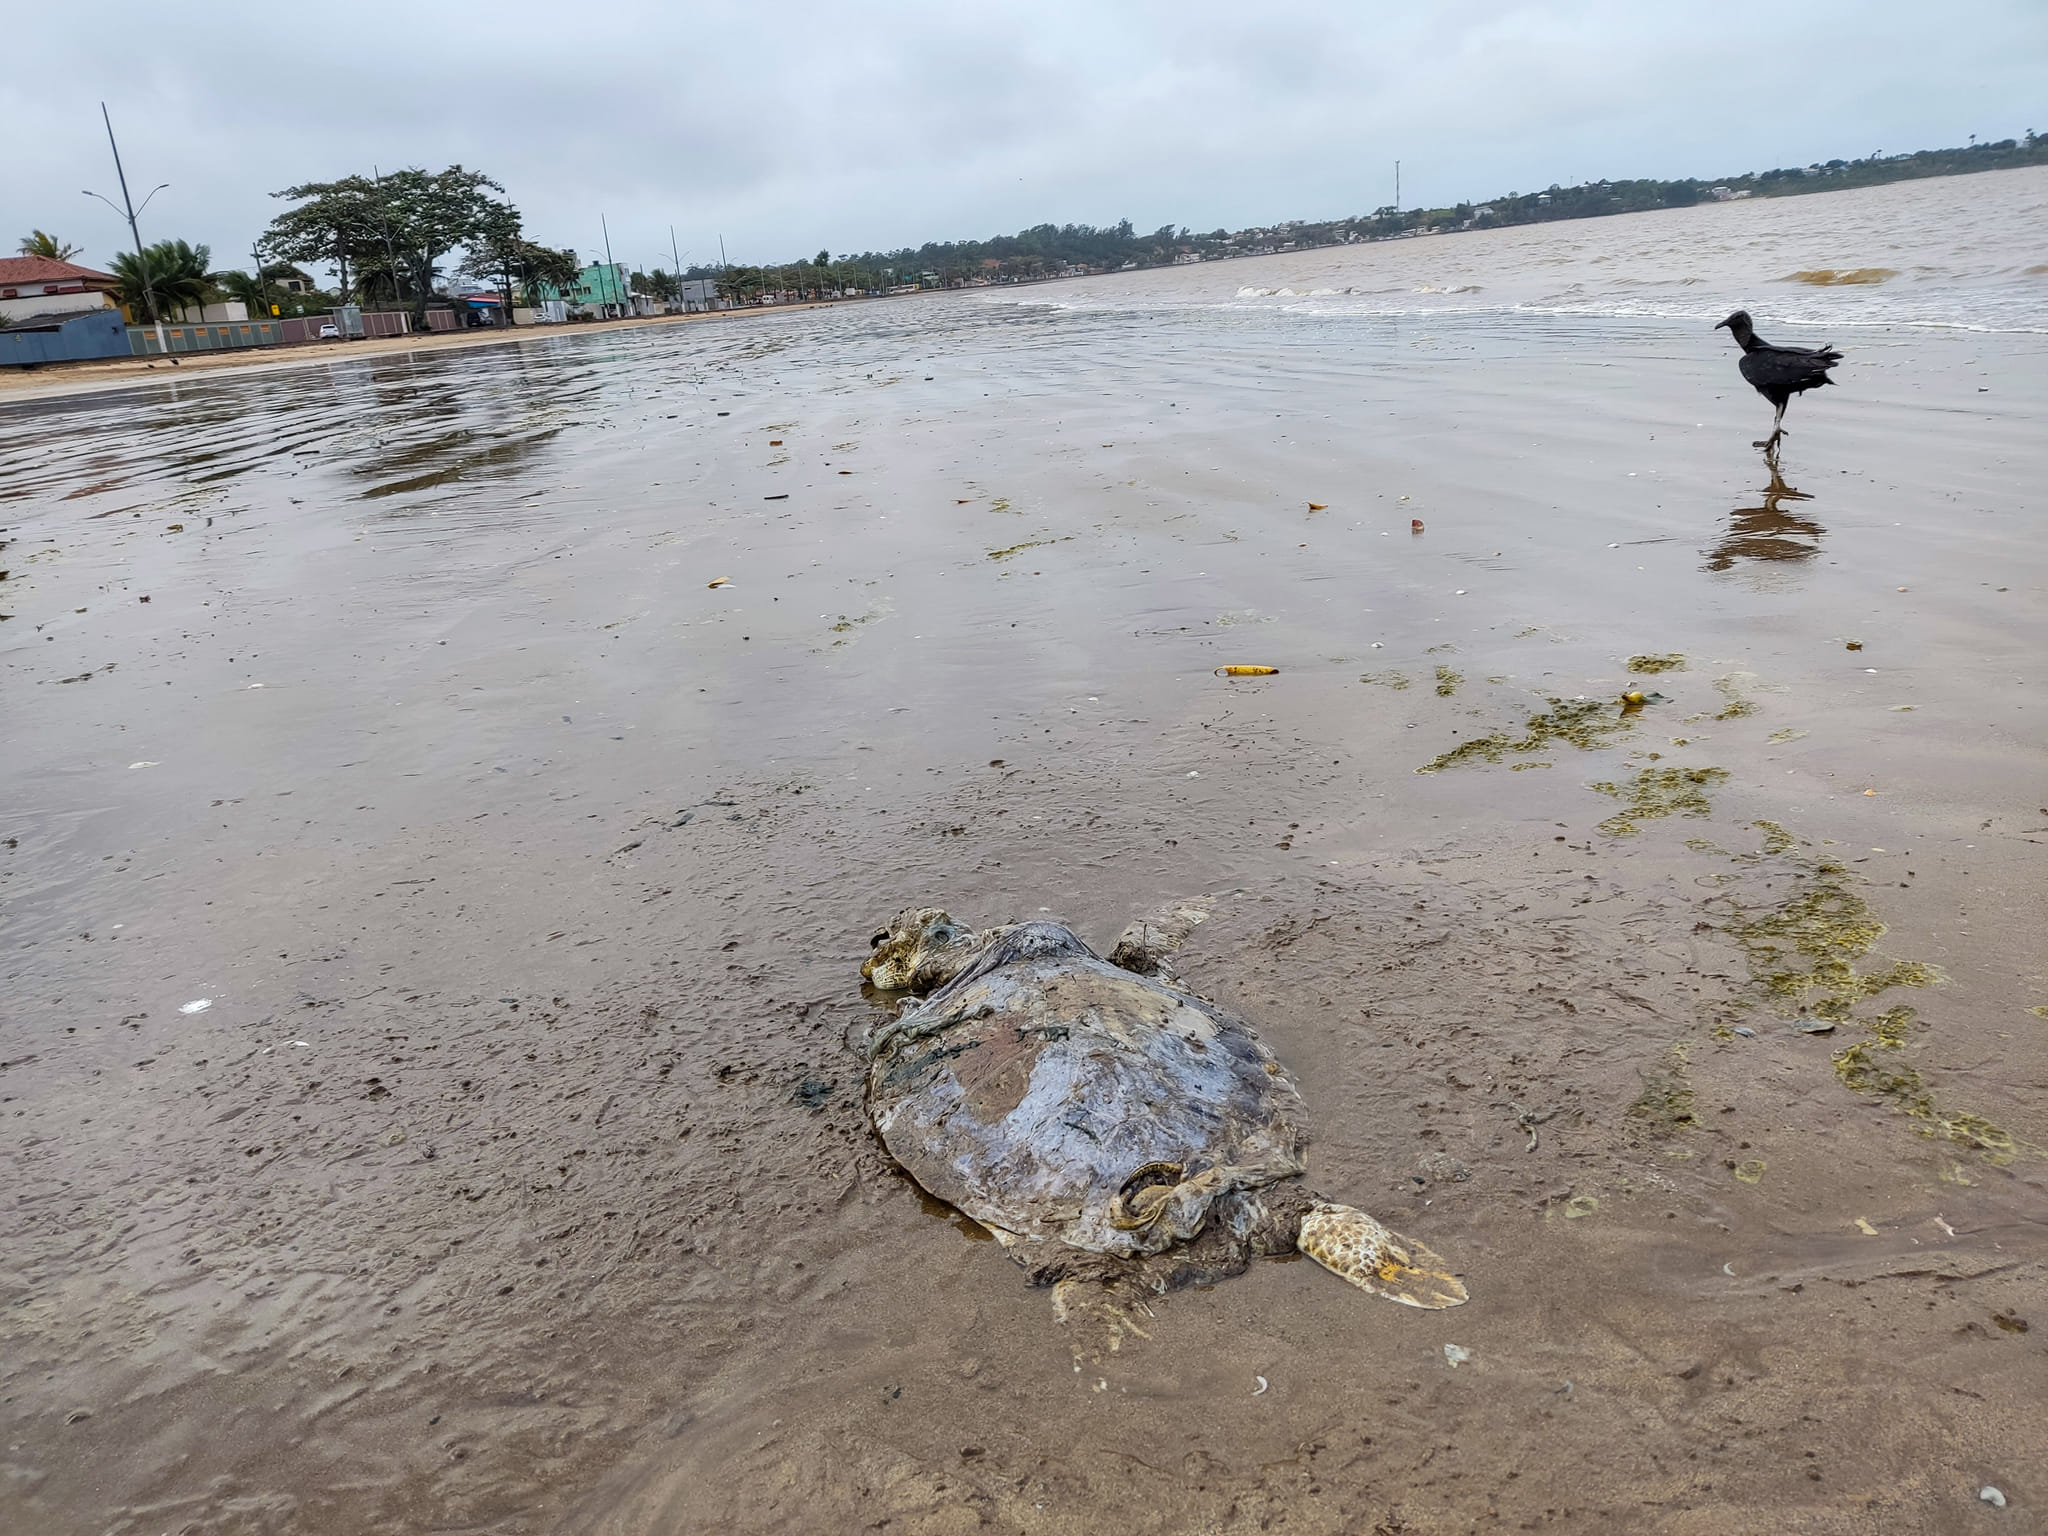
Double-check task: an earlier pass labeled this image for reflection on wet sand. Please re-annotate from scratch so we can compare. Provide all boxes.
[2,262,2045,1535]
[1703,463,1824,574]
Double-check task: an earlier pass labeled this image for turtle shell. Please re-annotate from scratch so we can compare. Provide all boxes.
[865,922,1309,1260]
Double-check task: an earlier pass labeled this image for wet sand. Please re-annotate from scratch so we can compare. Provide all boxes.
[0,300,848,404]
[3,184,2046,1534]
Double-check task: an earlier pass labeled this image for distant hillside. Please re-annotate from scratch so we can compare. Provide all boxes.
[685,133,2047,299]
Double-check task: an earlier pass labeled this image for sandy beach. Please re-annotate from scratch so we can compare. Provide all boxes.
[3,168,2045,1535]
[0,301,855,404]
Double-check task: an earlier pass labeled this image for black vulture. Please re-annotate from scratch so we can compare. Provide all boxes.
[1715,310,1842,451]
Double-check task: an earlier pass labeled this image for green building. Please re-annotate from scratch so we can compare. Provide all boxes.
[538,262,633,317]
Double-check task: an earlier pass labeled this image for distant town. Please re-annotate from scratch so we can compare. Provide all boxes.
[4,131,2042,370]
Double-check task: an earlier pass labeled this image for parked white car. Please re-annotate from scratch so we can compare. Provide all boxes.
[317,322,340,340]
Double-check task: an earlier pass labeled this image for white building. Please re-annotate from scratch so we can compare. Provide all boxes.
[0,256,120,324]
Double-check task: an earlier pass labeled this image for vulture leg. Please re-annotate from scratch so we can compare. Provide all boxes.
[1755,400,1787,452]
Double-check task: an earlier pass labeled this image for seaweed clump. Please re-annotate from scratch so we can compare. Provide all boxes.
[1629,1073,1698,1134]
[1591,766,1729,836]
[1626,654,1687,674]
[1711,675,1758,721]
[1434,666,1463,697]
[1716,827,2013,1157]
[1417,697,1630,774]
[1360,670,1412,691]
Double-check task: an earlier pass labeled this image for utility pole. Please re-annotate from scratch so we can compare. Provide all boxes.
[370,166,404,313]
[1395,160,1401,215]
[251,241,271,321]
[670,225,683,313]
[601,212,618,318]
[85,102,168,356]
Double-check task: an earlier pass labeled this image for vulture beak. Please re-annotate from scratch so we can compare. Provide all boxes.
[1713,317,1730,330]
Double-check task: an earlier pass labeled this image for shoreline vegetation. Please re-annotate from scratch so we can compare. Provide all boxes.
[706,132,2047,296]
[4,135,2040,399]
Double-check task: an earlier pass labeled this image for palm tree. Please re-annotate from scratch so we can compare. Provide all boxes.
[17,230,83,261]
[109,240,214,321]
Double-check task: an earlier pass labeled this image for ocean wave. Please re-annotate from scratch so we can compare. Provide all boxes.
[1783,268,1900,286]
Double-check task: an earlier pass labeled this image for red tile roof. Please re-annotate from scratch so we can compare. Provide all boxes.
[0,256,118,286]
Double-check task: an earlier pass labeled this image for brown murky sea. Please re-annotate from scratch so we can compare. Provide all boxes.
[4,171,2046,1534]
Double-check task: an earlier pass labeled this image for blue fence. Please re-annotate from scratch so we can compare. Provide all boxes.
[0,309,131,367]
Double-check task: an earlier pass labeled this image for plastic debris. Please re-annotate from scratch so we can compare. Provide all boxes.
[707,577,730,588]
[1443,1344,1472,1368]
[1411,519,1424,532]
[1854,1217,1879,1236]
[1215,665,1279,677]
[1980,1487,2005,1509]
[1251,1375,1268,1395]
[178,999,212,1015]
[1732,1026,1756,1037]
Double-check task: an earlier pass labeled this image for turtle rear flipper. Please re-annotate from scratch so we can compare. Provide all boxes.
[1298,1203,1468,1309]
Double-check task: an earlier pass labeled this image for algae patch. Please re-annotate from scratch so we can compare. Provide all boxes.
[1629,1074,1698,1135]
[1360,670,1412,691]
[1417,697,1631,774]
[988,537,1067,562]
[1433,666,1463,697]
[1626,654,1687,675]
[1591,766,1728,836]
[1711,675,1758,721]
[1714,825,2012,1157]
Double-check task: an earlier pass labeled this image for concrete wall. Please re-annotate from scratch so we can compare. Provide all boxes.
[129,320,287,355]
[0,309,130,367]
[174,301,251,323]
[0,289,117,325]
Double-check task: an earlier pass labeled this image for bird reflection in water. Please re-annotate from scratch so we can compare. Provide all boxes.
[1704,462,1824,574]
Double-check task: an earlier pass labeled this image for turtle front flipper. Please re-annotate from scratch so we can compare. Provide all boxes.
[1298,1202,1468,1309]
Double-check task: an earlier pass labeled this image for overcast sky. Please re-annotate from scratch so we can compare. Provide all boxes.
[6,0,2043,278]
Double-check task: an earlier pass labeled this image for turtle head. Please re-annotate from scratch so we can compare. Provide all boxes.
[861,907,981,993]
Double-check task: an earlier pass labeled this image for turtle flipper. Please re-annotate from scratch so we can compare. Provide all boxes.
[1298,1202,1468,1309]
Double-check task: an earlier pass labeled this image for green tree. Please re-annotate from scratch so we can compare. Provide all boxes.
[460,196,528,325]
[212,269,268,312]
[109,240,213,320]
[265,175,385,304]
[373,165,505,327]
[717,265,763,305]
[18,230,82,260]
[521,244,581,302]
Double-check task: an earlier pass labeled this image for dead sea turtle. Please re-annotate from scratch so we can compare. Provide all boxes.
[858,904,1467,1308]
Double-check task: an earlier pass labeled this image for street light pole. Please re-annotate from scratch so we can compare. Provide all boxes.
[670,225,683,313]
[601,213,617,318]
[89,102,167,356]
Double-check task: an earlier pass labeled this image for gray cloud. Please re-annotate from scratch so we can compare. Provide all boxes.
[6,0,2042,278]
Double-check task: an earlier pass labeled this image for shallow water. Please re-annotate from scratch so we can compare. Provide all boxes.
[3,169,2046,1534]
